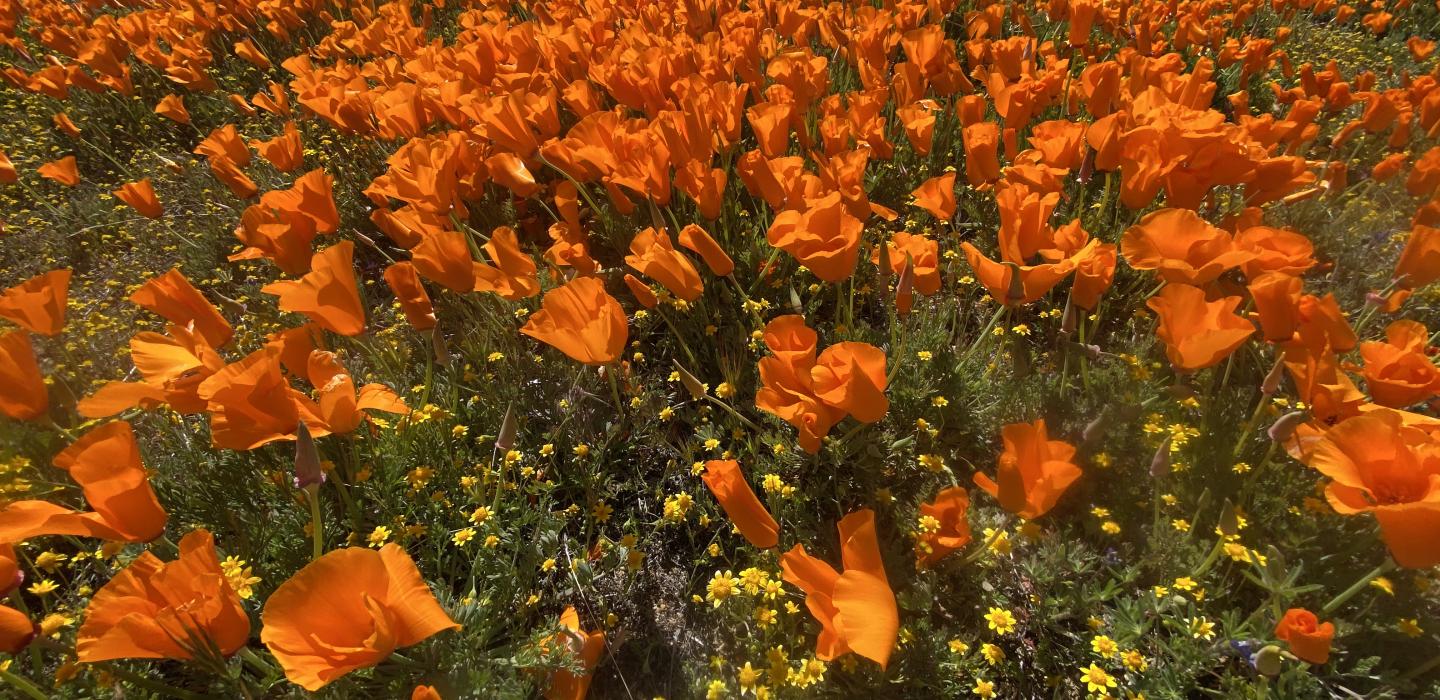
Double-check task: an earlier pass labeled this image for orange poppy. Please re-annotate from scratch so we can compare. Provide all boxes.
[196,347,310,450]
[1146,283,1255,371]
[261,241,366,337]
[0,330,48,421]
[1235,225,1316,279]
[625,227,704,302]
[0,605,35,655]
[0,268,71,336]
[411,230,476,292]
[154,94,191,125]
[1071,242,1117,311]
[413,686,442,700]
[252,122,304,172]
[873,232,941,297]
[677,224,735,277]
[195,125,251,166]
[766,193,863,283]
[915,486,972,568]
[300,350,408,435]
[1248,273,1304,343]
[519,277,628,366]
[1395,224,1440,290]
[130,269,234,347]
[780,509,898,668]
[0,544,19,596]
[209,157,259,199]
[1360,320,1440,408]
[0,421,166,543]
[544,607,605,700]
[623,274,658,309]
[76,529,249,662]
[260,544,461,691]
[0,149,15,183]
[78,324,225,418]
[1303,410,1440,568]
[962,122,1001,186]
[38,156,80,187]
[1274,608,1334,665]
[811,342,889,423]
[973,420,1082,520]
[910,171,956,220]
[755,315,888,453]
[960,241,1080,306]
[113,178,163,219]
[474,226,540,300]
[1122,209,1252,285]
[701,460,779,549]
[383,262,437,331]
[232,169,340,275]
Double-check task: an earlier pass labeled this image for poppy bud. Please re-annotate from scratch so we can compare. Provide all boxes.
[496,403,517,453]
[1003,261,1025,305]
[788,287,803,315]
[1217,501,1240,538]
[1267,410,1308,444]
[1149,437,1172,477]
[1082,410,1111,446]
[673,361,708,400]
[895,257,915,318]
[1060,296,1077,336]
[1253,644,1284,676]
[293,422,324,491]
[430,327,450,365]
[1261,357,1286,396]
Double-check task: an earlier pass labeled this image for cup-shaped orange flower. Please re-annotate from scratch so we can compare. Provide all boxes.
[261,241,366,336]
[973,420,1082,520]
[915,486,972,568]
[780,509,898,668]
[962,122,1001,186]
[38,156,80,186]
[755,315,888,453]
[302,350,409,435]
[130,269,234,347]
[812,342,889,423]
[1146,284,1255,371]
[1360,320,1440,408]
[77,529,249,662]
[702,460,780,549]
[261,544,461,691]
[677,224,734,276]
[197,347,310,450]
[961,241,1080,306]
[114,179,164,219]
[1394,224,1440,289]
[1122,209,1252,285]
[1236,225,1315,279]
[520,277,627,366]
[766,192,863,282]
[544,606,605,700]
[0,330,48,421]
[910,171,956,220]
[473,226,540,301]
[625,227,704,302]
[1304,409,1440,568]
[1274,608,1334,665]
[0,544,20,596]
[873,232,941,297]
[383,262,437,331]
[0,421,167,543]
[0,269,71,336]
[0,605,35,655]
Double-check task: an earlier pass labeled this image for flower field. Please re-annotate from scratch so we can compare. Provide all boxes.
[2,0,1440,697]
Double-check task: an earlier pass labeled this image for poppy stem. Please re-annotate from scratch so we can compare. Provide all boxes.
[305,485,324,560]
[0,666,47,700]
[1321,559,1395,615]
[961,304,1007,365]
[606,368,623,412]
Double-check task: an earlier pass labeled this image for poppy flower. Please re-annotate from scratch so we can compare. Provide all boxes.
[301,350,408,435]
[873,232,941,298]
[411,230,476,292]
[0,421,166,543]
[252,122,304,172]
[623,274,658,309]
[1071,243,1117,311]
[780,509,898,668]
[544,607,605,700]
[960,241,1081,306]
[413,686,442,700]
[962,122,1001,186]
[474,226,540,300]
[1248,273,1304,343]
[810,342,889,423]
[625,227,704,302]
[154,94,191,125]
[973,420,1082,520]
[261,241,366,336]
[755,315,888,453]
[1360,321,1440,408]
[910,171,956,220]
[233,169,340,275]
[1303,410,1440,568]
[0,330,48,421]
[77,529,249,662]
[1395,224,1440,289]
[0,150,15,183]
[383,262,437,331]
[195,125,251,166]
[519,277,627,366]
[701,460,779,549]
[261,544,461,691]
[1122,209,1252,285]
[0,268,71,335]
[677,224,735,277]
[209,157,259,199]
[130,269,234,347]
[0,544,19,596]
[915,487,972,568]
[112,178,164,219]
[78,324,225,418]
[0,606,35,655]
[38,156,80,187]
[197,347,310,450]
[1147,284,1255,371]
[1235,225,1316,279]
[1273,609,1334,665]
[766,193,863,283]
